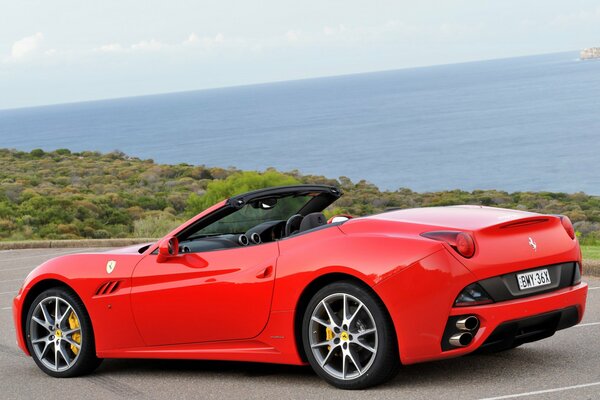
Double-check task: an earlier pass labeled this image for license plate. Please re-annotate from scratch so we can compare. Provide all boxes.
[517,268,552,290]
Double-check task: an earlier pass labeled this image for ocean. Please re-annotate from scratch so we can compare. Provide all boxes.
[1,51,599,194]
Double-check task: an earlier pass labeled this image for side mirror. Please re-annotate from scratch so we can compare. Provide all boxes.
[157,236,179,263]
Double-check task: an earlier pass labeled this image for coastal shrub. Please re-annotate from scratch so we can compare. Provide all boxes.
[133,213,183,238]
[186,170,300,216]
[0,148,598,241]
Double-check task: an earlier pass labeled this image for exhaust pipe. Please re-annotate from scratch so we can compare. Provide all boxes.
[456,316,479,332]
[449,332,473,347]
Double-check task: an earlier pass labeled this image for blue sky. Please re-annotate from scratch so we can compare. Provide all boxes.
[1,0,600,109]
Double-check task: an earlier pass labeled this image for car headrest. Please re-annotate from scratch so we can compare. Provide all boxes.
[299,212,326,232]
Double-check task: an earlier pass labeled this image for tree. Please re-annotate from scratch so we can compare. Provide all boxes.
[186,171,299,216]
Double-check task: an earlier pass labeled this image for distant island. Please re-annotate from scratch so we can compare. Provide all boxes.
[580,48,600,60]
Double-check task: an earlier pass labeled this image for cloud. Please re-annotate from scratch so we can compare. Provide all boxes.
[551,6,600,27]
[323,24,347,36]
[285,30,301,42]
[183,33,225,48]
[131,39,163,51]
[95,43,125,53]
[8,32,44,61]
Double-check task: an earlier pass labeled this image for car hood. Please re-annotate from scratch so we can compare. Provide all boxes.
[101,242,155,255]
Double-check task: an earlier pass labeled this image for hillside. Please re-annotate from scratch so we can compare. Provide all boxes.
[1,148,599,243]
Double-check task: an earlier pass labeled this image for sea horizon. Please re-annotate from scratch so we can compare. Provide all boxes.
[1,50,599,194]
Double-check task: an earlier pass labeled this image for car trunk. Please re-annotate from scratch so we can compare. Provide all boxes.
[363,206,581,280]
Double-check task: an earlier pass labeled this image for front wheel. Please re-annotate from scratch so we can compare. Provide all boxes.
[25,287,102,377]
[302,281,399,389]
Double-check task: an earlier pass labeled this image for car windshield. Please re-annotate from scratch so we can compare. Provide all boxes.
[190,194,312,236]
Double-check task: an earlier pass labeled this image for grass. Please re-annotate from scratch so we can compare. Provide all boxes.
[581,245,600,260]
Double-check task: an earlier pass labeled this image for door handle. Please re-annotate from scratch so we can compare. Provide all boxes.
[256,266,273,279]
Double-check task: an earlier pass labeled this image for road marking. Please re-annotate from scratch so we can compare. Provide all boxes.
[0,291,17,295]
[0,278,24,283]
[1,307,11,310]
[0,248,90,263]
[574,322,600,328]
[478,381,600,400]
[588,287,600,291]
[0,266,36,272]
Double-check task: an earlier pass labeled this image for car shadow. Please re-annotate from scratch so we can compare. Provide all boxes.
[94,345,568,389]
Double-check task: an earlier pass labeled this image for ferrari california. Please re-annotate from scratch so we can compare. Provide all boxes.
[13,184,588,389]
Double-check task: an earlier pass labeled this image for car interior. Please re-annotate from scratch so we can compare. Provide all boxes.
[174,187,351,254]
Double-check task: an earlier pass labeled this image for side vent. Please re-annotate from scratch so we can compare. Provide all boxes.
[95,280,121,296]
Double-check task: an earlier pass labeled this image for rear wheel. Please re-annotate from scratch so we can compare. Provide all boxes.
[302,281,399,389]
[25,288,102,377]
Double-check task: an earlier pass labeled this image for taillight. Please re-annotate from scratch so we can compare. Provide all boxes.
[421,231,476,258]
[559,216,576,240]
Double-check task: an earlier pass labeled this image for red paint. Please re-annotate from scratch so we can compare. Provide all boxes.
[13,201,588,367]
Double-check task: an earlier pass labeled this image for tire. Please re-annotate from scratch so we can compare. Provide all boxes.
[301,281,399,389]
[25,287,102,377]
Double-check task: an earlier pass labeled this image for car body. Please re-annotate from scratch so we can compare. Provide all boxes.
[13,184,588,388]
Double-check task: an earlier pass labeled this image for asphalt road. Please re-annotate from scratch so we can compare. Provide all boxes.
[1,248,599,400]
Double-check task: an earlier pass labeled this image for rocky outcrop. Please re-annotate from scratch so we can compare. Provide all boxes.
[581,48,600,60]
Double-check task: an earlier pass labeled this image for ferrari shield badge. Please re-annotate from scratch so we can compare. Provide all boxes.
[106,260,116,274]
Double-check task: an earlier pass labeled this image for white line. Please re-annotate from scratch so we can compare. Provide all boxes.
[588,287,600,291]
[0,248,92,263]
[574,322,600,328]
[1,307,11,310]
[0,266,36,272]
[478,381,600,400]
[0,278,24,283]
[0,291,17,295]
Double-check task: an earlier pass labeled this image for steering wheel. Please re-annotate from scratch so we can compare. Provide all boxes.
[285,214,304,237]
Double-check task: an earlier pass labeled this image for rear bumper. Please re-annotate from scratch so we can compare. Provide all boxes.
[416,282,587,364]
[375,249,588,366]
[478,306,578,352]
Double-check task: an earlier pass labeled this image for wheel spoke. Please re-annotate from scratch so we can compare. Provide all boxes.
[57,305,72,327]
[62,336,81,349]
[355,328,376,338]
[347,304,363,324]
[62,327,81,336]
[40,302,54,326]
[57,344,70,366]
[310,340,331,349]
[352,339,376,353]
[39,341,51,359]
[32,335,50,344]
[54,343,59,371]
[320,345,337,367]
[311,316,330,328]
[32,316,51,331]
[322,300,339,327]
[54,298,59,327]
[347,348,362,373]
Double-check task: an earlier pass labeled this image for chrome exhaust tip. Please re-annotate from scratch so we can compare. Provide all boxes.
[456,316,479,332]
[449,332,473,347]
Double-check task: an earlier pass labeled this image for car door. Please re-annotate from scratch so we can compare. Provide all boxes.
[130,241,278,346]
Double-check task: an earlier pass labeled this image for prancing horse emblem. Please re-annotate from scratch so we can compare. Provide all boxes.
[528,237,537,252]
[106,260,116,274]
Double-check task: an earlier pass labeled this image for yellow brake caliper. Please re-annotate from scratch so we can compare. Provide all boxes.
[325,327,334,350]
[68,311,81,355]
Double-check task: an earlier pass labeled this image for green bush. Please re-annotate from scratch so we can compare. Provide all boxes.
[0,148,598,242]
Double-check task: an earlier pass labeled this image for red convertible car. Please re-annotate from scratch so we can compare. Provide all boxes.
[13,185,588,389]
